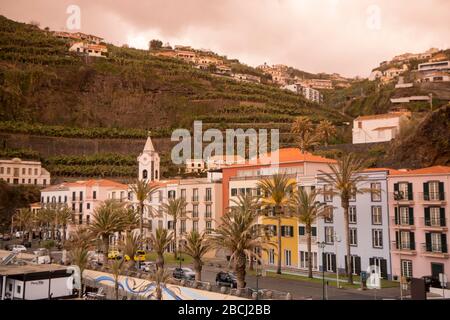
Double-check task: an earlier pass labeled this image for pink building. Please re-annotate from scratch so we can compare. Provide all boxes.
[388,166,449,285]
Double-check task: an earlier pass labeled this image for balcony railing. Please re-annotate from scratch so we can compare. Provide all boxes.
[191,196,199,202]
[421,243,448,254]
[419,192,446,202]
[392,240,416,252]
[419,217,447,228]
[204,196,212,202]
[390,192,414,202]
[391,217,415,228]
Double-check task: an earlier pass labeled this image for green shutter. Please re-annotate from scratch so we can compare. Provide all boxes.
[442,234,448,253]
[408,183,413,200]
[394,183,399,193]
[299,226,305,236]
[425,233,432,251]
[409,207,414,225]
[410,232,415,250]
[440,208,446,227]
[439,182,445,201]
[355,256,361,275]
[423,182,429,201]
[394,207,399,224]
[312,227,317,237]
[395,231,399,249]
[380,259,388,279]
[424,207,431,226]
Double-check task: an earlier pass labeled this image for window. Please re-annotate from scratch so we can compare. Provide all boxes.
[16,285,21,294]
[158,220,163,229]
[93,191,97,200]
[372,229,383,248]
[399,207,411,225]
[193,221,198,232]
[22,168,26,175]
[284,249,292,266]
[350,228,358,246]
[168,221,174,230]
[158,190,163,202]
[231,188,237,196]
[28,168,32,175]
[299,226,305,236]
[205,205,212,218]
[324,253,335,272]
[281,226,294,237]
[430,233,443,252]
[428,207,441,226]
[400,231,411,249]
[8,283,12,292]
[181,189,186,199]
[206,221,212,234]
[398,182,410,200]
[142,170,148,179]
[324,206,333,223]
[324,185,333,202]
[79,203,83,213]
[349,188,356,201]
[349,206,357,224]
[266,225,277,237]
[180,220,186,233]
[0,167,3,174]
[64,196,67,203]
[325,226,334,244]
[268,249,275,265]
[358,121,362,129]
[372,206,382,225]
[300,251,317,270]
[192,188,199,201]
[87,203,91,210]
[371,183,381,201]
[111,192,116,200]
[206,188,212,201]
[72,192,76,201]
[86,215,90,225]
[192,205,198,218]
[428,181,440,201]
[401,260,413,278]
[168,190,176,199]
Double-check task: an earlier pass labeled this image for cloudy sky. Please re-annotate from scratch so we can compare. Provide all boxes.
[1,0,449,77]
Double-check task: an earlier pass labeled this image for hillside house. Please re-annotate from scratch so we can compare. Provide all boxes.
[352,112,411,144]
[69,42,108,57]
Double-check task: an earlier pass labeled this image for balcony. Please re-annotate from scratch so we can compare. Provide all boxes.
[391,217,416,230]
[420,243,449,258]
[418,192,446,204]
[191,196,199,203]
[419,217,448,231]
[391,241,417,255]
[389,192,414,203]
[204,196,212,203]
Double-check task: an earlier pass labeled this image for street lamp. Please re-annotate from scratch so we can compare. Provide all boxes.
[334,233,342,289]
[317,241,326,300]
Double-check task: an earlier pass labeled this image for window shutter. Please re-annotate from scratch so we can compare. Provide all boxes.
[408,183,413,200]
[290,226,294,237]
[312,227,317,237]
[425,233,432,252]
[281,226,285,237]
[344,255,348,273]
[423,182,429,201]
[355,256,361,275]
[299,226,305,236]
[441,234,448,253]
[439,182,445,200]
[408,207,414,225]
[369,257,374,266]
[440,208,446,227]
[331,254,336,273]
[395,231,399,249]
[394,183,399,193]
[410,232,415,250]
[380,259,388,279]
[394,207,399,224]
[424,207,430,226]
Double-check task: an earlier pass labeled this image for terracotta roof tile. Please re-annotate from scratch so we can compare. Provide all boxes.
[389,166,450,176]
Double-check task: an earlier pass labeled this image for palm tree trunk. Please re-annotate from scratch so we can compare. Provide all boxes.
[139,202,144,242]
[173,220,177,260]
[343,202,353,284]
[103,236,110,264]
[194,259,202,281]
[276,216,282,274]
[235,253,247,289]
[307,225,313,278]
[157,253,164,270]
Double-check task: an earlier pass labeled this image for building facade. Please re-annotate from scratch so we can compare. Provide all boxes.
[388,166,449,285]
[352,112,410,144]
[0,158,50,186]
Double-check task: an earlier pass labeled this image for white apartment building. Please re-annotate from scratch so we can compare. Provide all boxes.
[40,179,129,235]
[418,61,450,73]
[352,112,410,144]
[0,158,50,186]
[69,42,108,57]
[205,155,245,170]
[185,159,205,173]
[315,169,392,280]
[282,84,323,104]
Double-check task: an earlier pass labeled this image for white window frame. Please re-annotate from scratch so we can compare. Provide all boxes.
[284,249,292,267]
[372,206,382,225]
[372,229,383,248]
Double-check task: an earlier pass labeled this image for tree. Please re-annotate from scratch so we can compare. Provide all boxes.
[55,205,73,245]
[316,120,337,147]
[149,227,173,270]
[148,267,175,300]
[14,208,34,243]
[318,153,374,284]
[209,194,265,288]
[122,232,141,269]
[69,246,89,298]
[289,188,326,278]
[183,231,210,281]
[129,180,159,244]
[257,173,295,274]
[89,200,127,263]
[297,130,319,154]
[109,258,125,300]
[291,116,313,137]
[161,197,187,259]
[149,39,163,51]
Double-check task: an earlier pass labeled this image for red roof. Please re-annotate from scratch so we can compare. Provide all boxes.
[389,166,450,176]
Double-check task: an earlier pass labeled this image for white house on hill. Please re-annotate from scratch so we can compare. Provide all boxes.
[352,112,410,144]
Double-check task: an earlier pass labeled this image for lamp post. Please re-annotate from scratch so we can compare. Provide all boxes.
[317,241,326,300]
[334,233,341,289]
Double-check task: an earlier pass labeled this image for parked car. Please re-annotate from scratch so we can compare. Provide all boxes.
[9,244,27,253]
[216,271,240,288]
[422,276,442,291]
[125,250,147,262]
[173,267,196,280]
[2,234,11,241]
[140,261,156,273]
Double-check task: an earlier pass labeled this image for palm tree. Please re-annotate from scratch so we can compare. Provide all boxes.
[161,197,187,259]
[316,120,337,146]
[289,188,326,278]
[257,173,295,274]
[297,130,319,153]
[183,230,210,281]
[149,227,173,270]
[291,116,313,136]
[36,205,55,240]
[15,209,34,243]
[56,205,73,245]
[109,258,125,300]
[122,232,141,269]
[69,246,89,298]
[129,179,159,243]
[89,200,127,263]
[148,267,175,300]
[209,194,266,288]
[318,153,373,284]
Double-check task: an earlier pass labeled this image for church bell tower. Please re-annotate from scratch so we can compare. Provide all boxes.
[137,133,160,181]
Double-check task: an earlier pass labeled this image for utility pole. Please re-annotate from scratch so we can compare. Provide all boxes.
[429,93,433,111]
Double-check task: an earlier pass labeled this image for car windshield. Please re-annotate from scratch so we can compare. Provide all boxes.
[136,250,145,255]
